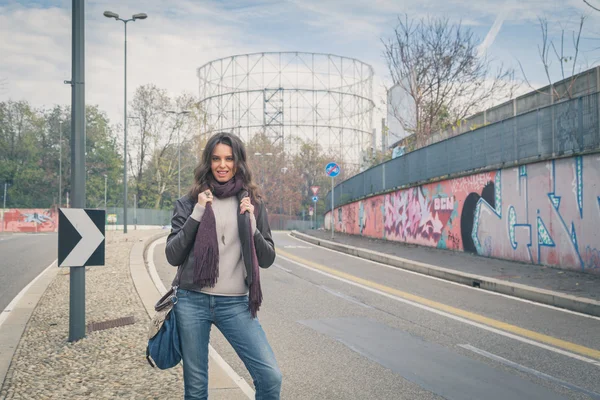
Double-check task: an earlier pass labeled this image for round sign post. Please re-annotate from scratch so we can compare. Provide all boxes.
[312,196,318,229]
[325,162,341,239]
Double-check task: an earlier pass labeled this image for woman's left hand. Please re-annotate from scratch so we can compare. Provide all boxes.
[240,196,254,215]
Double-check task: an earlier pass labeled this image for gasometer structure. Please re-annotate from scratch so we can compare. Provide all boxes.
[197,52,375,170]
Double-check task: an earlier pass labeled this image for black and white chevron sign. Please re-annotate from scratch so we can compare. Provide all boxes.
[58,209,105,267]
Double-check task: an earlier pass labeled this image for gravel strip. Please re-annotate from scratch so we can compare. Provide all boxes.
[0,230,184,399]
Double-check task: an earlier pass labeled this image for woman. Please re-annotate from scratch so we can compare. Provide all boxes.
[165,132,281,400]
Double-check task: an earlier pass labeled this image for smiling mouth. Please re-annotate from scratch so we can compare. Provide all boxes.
[216,171,229,176]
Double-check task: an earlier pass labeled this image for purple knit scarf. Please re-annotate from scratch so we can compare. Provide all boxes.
[193,174,263,317]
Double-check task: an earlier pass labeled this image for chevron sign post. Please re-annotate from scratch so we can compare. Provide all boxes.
[59,209,105,267]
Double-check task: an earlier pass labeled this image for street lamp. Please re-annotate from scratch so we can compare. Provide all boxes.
[280,167,288,230]
[58,120,63,208]
[104,174,108,210]
[103,10,147,234]
[166,110,191,198]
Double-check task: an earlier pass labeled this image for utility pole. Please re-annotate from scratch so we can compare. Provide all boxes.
[68,0,86,342]
[59,120,63,208]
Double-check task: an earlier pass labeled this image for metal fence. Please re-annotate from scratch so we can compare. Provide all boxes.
[326,92,600,211]
[105,207,173,226]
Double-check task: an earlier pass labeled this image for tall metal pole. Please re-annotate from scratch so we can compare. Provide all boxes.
[331,177,334,239]
[123,22,128,234]
[69,0,86,342]
[104,175,107,210]
[178,127,181,198]
[59,120,63,208]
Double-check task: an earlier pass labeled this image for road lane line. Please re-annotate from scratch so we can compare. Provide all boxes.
[274,264,292,273]
[277,250,600,366]
[0,259,57,329]
[283,232,600,321]
[458,344,600,399]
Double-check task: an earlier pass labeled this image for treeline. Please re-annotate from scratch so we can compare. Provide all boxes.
[0,84,339,217]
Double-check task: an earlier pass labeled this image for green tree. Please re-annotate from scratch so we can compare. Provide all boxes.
[0,101,49,207]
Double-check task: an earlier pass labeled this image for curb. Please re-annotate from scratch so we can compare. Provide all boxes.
[129,230,171,318]
[0,261,59,389]
[290,231,600,317]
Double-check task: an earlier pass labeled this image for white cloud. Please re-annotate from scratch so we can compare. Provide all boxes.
[1,0,599,144]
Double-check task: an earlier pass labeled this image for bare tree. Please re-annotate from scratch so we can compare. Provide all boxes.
[583,0,600,12]
[383,15,516,147]
[519,16,586,100]
[128,84,173,208]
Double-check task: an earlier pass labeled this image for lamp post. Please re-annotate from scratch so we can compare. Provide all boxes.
[280,167,287,230]
[58,120,63,208]
[104,174,108,210]
[166,110,191,198]
[103,10,147,234]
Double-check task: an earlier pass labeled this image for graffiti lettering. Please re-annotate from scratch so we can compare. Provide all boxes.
[450,173,492,195]
[434,196,454,211]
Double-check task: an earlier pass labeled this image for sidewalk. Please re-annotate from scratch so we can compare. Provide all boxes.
[0,229,252,399]
[292,230,600,317]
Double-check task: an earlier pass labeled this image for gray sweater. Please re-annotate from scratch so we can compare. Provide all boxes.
[190,196,257,296]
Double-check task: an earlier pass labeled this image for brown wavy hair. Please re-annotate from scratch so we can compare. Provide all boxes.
[188,132,262,202]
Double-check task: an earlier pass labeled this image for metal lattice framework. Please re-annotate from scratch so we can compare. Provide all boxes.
[197,52,374,168]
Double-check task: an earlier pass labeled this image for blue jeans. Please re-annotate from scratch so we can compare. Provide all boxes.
[174,289,281,400]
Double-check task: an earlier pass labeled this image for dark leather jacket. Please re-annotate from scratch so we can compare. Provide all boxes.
[165,191,276,291]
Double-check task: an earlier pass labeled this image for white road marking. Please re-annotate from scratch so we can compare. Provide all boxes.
[274,262,372,309]
[283,232,600,322]
[274,264,292,273]
[0,259,57,329]
[459,344,600,399]
[277,254,600,367]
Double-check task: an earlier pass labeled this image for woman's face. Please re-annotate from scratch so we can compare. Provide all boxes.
[211,143,236,183]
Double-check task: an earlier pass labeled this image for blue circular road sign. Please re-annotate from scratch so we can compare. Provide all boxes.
[312,196,318,202]
[325,162,341,177]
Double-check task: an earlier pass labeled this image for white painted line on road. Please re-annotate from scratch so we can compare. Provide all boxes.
[147,236,255,399]
[274,263,372,309]
[459,344,600,399]
[277,254,600,367]
[318,285,374,309]
[284,233,600,322]
[274,264,292,273]
[147,237,168,294]
[0,259,57,329]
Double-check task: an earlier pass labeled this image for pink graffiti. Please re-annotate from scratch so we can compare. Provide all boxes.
[1,209,58,233]
[384,188,445,245]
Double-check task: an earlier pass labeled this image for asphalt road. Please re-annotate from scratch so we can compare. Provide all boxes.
[0,233,58,312]
[152,231,600,400]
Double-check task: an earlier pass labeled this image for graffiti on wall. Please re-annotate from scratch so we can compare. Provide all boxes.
[327,154,600,273]
[1,209,58,233]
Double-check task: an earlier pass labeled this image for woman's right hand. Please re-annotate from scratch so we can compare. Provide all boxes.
[197,190,213,207]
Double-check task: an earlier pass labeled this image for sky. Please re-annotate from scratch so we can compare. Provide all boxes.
[1,0,600,144]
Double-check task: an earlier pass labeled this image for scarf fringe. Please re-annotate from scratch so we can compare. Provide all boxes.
[193,203,220,287]
[248,222,263,318]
